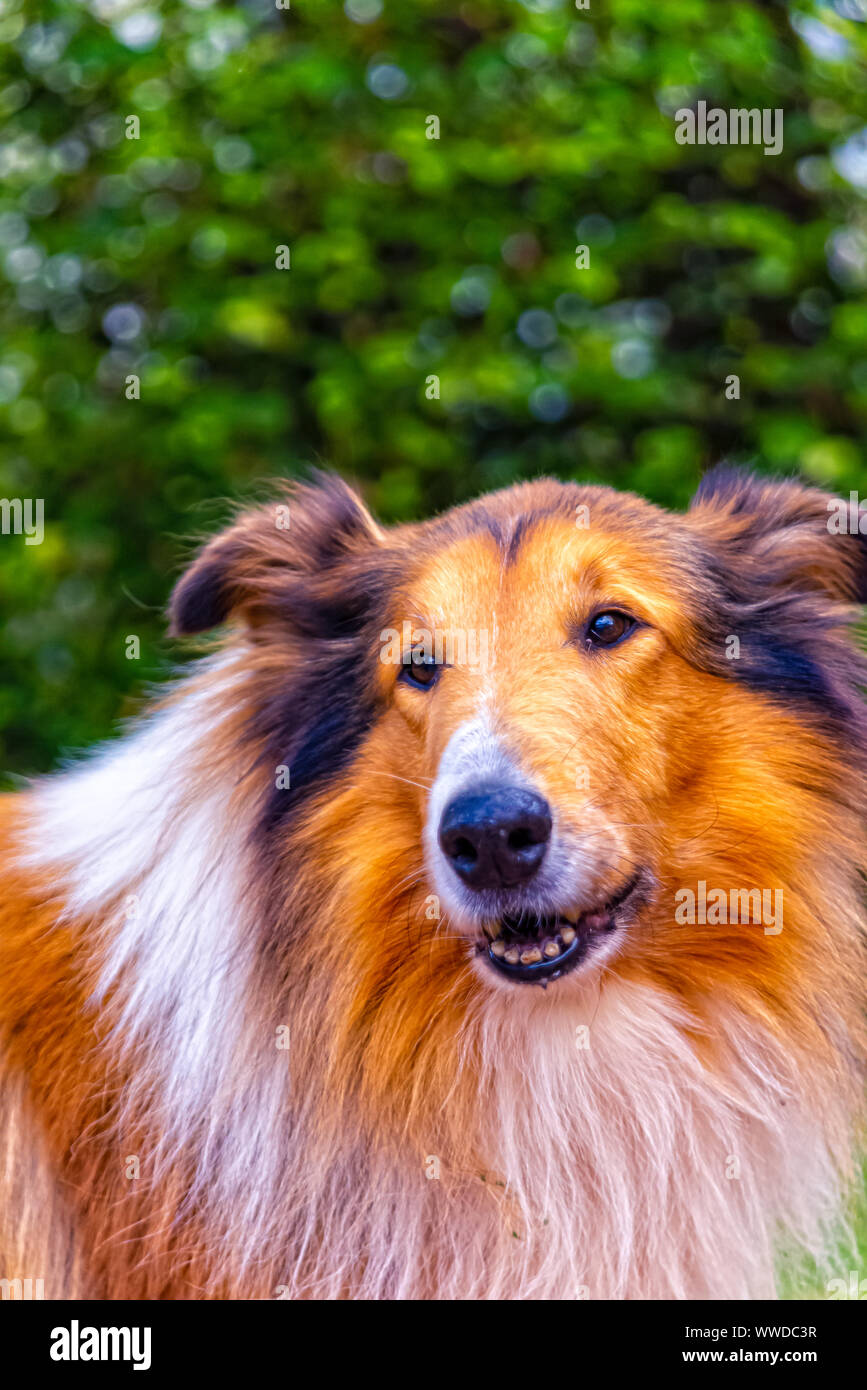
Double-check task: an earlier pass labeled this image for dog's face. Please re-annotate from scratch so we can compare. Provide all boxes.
[171,471,867,1003]
[388,500,685,987]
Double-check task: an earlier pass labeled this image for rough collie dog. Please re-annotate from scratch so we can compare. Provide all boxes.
[1,468,865,1301]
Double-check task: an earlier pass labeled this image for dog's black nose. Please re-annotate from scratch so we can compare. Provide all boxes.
[438,786,552,890]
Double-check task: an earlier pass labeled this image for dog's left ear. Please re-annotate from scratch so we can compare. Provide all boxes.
[687,467,867,604]
[169,472,389,637]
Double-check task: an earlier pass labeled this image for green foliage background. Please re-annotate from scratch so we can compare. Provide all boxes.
[0,0,866,1297]
[2,0,867,774]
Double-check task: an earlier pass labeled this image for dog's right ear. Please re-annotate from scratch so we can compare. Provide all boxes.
[169,473,387,637]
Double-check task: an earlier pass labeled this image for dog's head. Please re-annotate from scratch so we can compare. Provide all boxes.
[170,470,867,1002]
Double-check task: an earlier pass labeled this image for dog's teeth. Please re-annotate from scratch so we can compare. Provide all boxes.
[543,940,560,958]
[491,939,506,958]
[560,926,576,945]
[520,947,542,965]
[505,947,520,965]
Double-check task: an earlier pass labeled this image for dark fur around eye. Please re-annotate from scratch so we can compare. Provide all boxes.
[399,649,441,689]
[586,610,636,648]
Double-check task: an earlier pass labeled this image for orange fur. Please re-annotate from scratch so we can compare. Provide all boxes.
[1,471,865,1299]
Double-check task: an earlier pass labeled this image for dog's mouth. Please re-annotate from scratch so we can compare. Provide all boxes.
[478,871,644,986]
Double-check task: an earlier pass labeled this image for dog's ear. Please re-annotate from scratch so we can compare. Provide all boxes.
[687,467,867,604]
[169,473,387,637]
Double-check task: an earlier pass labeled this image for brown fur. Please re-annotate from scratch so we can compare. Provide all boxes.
[1,470,865,1299]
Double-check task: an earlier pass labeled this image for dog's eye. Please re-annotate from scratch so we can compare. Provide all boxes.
[586,610,635,648]
[400,647,440,689]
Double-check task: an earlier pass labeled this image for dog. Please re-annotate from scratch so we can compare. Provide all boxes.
[0,468,865,1299]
